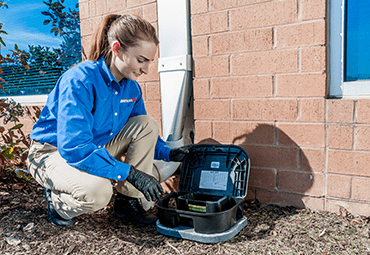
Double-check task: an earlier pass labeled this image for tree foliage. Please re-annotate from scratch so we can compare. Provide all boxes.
[0,99,30,174]
[0,0,82,95]
[0,0,81,175]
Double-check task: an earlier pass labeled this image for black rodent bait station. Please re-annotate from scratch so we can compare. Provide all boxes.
[156,144,250,243]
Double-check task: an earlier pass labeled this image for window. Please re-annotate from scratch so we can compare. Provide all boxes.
[329,0,370,98]
[0,0,81,105]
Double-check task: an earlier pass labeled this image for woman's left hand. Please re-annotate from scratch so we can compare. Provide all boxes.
[169,144,194,162]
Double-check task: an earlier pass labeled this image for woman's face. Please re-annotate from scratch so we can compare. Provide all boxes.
[110,40,157,82]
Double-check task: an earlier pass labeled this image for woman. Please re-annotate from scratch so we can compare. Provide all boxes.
[27,14,190,227]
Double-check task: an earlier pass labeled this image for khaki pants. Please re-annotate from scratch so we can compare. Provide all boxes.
[27,115,159,220]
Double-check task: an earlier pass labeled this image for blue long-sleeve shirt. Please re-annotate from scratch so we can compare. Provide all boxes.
[30,56,171,181]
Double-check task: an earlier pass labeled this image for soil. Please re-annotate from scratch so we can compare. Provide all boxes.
[1,171,370,255]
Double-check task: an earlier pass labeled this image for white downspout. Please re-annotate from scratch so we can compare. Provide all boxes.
[152,0,193,182]
[141,0,193,210]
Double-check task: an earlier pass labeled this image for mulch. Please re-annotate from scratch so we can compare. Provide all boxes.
[1,171,369,255]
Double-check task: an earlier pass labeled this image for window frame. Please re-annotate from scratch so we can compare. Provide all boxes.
[329,0,370,98]
[0,95,49,106]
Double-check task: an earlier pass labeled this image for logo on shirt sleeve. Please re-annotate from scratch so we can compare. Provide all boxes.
[120,98,137,103]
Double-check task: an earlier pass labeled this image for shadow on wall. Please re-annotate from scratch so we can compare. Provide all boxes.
[199,124,315,209]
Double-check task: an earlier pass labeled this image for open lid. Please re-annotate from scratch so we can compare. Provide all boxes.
[179,144,250,198]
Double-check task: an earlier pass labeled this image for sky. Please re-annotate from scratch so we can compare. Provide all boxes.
[0,0,78,55]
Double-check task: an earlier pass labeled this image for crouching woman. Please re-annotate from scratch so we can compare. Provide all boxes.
[27,14,189,227]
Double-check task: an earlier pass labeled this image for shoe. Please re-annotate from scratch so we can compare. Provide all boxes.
[114,193,157,226]
[44,188,76,227]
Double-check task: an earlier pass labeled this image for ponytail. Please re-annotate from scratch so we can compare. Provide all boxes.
[88,15,120,63]
[88,14,159,66]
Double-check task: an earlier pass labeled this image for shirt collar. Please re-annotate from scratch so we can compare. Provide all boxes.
[96,56,119,88]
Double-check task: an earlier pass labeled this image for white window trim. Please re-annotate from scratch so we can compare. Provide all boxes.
[0,95,48,106]
[329,0,370,98]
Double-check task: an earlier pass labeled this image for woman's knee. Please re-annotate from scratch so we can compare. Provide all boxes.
[78,178,113,211]
[133,115,159,136]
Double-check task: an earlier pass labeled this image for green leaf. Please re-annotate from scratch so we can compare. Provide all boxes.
[43,20,51,25]
[10,124,24,131]
[0,37,6,47]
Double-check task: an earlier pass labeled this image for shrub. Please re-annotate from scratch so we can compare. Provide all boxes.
[0,98,31,178]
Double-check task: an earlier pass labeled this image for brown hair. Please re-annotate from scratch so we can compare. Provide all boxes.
[88,14,159,65]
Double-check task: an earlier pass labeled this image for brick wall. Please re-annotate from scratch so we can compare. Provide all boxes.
[77,0,370,216]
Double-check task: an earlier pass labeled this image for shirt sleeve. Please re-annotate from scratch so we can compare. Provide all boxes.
[129,82,172,161]
[57,77,131,181]
[155,136,172,161]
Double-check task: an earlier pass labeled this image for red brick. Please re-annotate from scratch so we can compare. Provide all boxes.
[256,189,324,210]
[80,19,93,37]
[193,79,210,99]
[79,1,90,20]
[211,76,273,99]
[300,98,325,122]
[89,16,104,36]
[230,0,297,30]
[210,29,273,55]
[278,123,325,147]
[81,36,92,56]
[96,0,108,16]
[146,81,160,100]
[127,0,154,8]
[326,199,370,217]
[191,0,208,14]
[194,100,230,120]
[276,21,326,48]
[327,174,351,199]
[279,171,324,196]
[249,167,277,189]
[143,3,157,23]
[232,99,298,121]
[90,0,97,17]
[245,189,256,201]
[119,7,143,17]
[191,11,228,36]
[301,46,326,72]
[145,101,161,119]
[192,36,208,57]
[240,144,300,169]
[107,0,127,13]
[355,126,370,151]
[277,73,326,97]
[213,122,232,142]
[327,99,354,123]
[356,99,370,124]
[194,121,212,142]
[302,0,326,21]
[210,0,271,11]
[214,122,275,144]
[301,148,325,173]
[231,49,298,75]
[328,125,353,150]
[194,56,229,78]
[328,150,370,177]
[352,177,370,201]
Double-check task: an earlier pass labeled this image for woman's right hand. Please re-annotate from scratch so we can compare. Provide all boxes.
[126,166,164,201]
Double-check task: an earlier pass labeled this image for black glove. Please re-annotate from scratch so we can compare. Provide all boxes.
[169,144,194,162]
[126,166,164,202]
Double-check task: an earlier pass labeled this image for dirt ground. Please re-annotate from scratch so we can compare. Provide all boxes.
[1,171,370,255]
